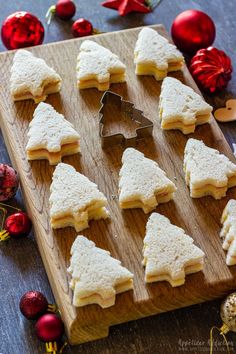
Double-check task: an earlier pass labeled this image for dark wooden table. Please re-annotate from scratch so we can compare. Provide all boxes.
[0,1,236,353]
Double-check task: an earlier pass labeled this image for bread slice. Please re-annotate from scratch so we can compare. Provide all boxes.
[26,103,80,165]
[68,235,133,308]
[220,199,236,265]
[134,27,184,81]
[76,40,126,91]
[10,50,61,103]
[119,148,177,213]
[142,213,205,286]
[49,163,109,232]
[184,139,236,199]
[159,77,212,134]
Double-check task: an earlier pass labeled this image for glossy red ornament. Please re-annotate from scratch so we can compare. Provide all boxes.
[19,291,48,320]
[101,0,150,16]
[35,314,64,342]
[5,211,32,238]
[1,12,44,50]
[56,0,76,20]
[72,18,93,38]
[189,47,233,94]
[0,164,19,201]
[171,10,215,55]
[46,0,76,23]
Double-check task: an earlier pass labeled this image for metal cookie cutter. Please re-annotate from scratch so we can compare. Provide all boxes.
[99,91,153,148]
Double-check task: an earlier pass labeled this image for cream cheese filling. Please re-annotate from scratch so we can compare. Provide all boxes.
[13,80,61,103]
[78,72,126,90]
[161,114,210,134]
[119,190,174,214]
[145,261,204,286]
[72,279,133,308]
[135,61,183,79]
[27,141,80,164]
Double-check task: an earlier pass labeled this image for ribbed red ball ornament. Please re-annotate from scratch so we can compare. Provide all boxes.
[35,314,64,342]
[1,12,44,50]
[171,10,215,55]
[189,47,233,94]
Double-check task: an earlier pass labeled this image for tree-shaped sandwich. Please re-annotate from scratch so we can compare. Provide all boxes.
[49,163,109,232]
[159,77,213,134]
[26,103,80,165]
[134,27,184,81]
[76,40,126,91]
[220,199,236,266]
[119,148,177,213]
[68,235,134,308]
[142,213,205,286]
[10,50,62,103]
[184,139,236,199]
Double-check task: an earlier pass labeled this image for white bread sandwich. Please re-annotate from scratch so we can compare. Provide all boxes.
[10,50,61,103]
[142,213,205,286]
[119,148,177,213]
[134,27,184,81]
[184,139,236,199]
[26,103,80,165]
[220,199,236,266]
[68,235,134,308]
[49,163,109,232]
[159,77,212,134]
[76,40,126,91]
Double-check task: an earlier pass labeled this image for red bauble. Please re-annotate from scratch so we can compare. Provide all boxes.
[189,47,233,94]
[171,10,215,55]
[102,0,150,16]
[56,0,76,20]
[19,291,48,320]
[0,164,19,201]
[72,18,93,38]
[35,314,64,342]
[5,211,32,238]
[1,12,44,50]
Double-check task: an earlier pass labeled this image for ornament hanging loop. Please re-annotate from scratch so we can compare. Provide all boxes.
[45,341,57,353]
[47,304,58,313]
[0,206,9,241]
[209,326,230,354]
[46,5,56,25]
[45,341,67,353]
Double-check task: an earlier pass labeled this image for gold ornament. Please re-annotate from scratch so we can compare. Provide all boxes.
[209,292,236,353]
[220,292,236,333]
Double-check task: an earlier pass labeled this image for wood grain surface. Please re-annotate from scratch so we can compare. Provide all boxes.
[1,24,236,347]
[1,1,236,353]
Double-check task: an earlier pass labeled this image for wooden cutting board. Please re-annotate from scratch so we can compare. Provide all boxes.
[0,25,236,345]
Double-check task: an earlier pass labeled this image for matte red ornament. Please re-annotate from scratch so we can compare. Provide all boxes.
[35,314,64,342]
[19,291,48,320]
[5,211,32,238]
[0,164,19,201]
[171,10,215,55]
[1,12,44,50]
[189,47,233,94]
[101,0,150,16]
[72,18,93,38]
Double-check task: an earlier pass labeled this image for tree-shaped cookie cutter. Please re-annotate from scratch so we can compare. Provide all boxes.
[99,91,153,148]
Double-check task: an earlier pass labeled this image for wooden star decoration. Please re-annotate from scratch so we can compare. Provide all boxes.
[101,0,151,16]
